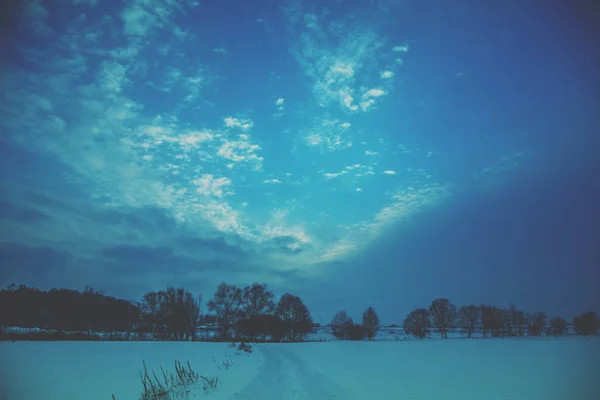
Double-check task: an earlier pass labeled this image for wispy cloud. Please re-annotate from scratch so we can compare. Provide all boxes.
[224,117,254,129]
[476,152,528,184]
[193,174,233,197]
[301,117,353,152]
[274,97,285,116]
[288,6,400,114]
[320,181,452,262]
[0,0,531,284]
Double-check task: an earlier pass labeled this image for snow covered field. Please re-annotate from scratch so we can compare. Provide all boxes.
[1,337,599,400]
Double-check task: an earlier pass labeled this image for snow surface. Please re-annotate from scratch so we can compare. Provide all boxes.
[1,337,599,399]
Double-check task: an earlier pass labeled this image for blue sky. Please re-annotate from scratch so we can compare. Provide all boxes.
[1,0,598,323]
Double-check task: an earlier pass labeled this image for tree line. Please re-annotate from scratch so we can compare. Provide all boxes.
[1,284,598,341]
[0,282,313,342]
[401,298,599,339]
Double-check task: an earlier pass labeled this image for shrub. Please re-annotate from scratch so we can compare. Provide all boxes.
[547,317,568,336]
[238,342,253,353]
[346,323,366,340]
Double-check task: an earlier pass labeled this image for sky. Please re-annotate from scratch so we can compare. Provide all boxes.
[0,0,598,324]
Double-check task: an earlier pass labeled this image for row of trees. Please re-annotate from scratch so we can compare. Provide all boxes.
[202,282,312,342]
[0,282,313,342]
[2,285,597,342]
[329,307,381,340]
[402,298,599,339]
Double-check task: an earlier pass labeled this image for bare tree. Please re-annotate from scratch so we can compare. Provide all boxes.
[362,306,381,340]
[458,305,480,338]
[141,287,202,340]
[275,293,312,342]
[480,305,505,337]
[330,310,351,339]
[241,283,275,317]
[527,312,547,336]
[403,308,431,339]
[503,304,518,336]
[207,283,242,339]
[239,283,275,340]
[429,298,457,339]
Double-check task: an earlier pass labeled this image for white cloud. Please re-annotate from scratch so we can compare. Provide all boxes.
[178,131,214,148]
[217,139,263,168]
[192,174,233,197]
[213,47,227,54]
[356,188,363,192]
[302,116,352,152]
[380,70,394,79]
[274,97,285,115]
[360,99,376,111]
[383,170,396,175]
[340,122,351,128]
[100,61,129,93]
[264,179,282,184]
[290,10,387,114]
[224,117,254,129]
[365,150,378,156]
[393,44,409,52]
[363,88,386,98]
[122,4,158,37]
[173,27,187,38]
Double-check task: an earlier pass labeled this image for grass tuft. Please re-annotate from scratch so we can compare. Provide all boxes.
[137,359,217,399]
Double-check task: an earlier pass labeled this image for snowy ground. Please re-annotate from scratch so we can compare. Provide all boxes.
[1,337,599,400]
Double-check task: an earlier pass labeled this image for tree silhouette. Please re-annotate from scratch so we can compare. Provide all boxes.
[362,306,381,340]
[0,284,140,339]
[241,283,275,317]
[140,287,201,340]
[238,283,275,341]
[83,286,104,340]
[458,305,480,338]
[207,283,242,339]
[275,293,312,342]
[429,298,457,339]
[548,317,568,336]
[345,318,366,340]
[330,310,352,340]
[480,305,505,337]
[573,311,599,335]
[403,308,431,339]
[527,312,547,336]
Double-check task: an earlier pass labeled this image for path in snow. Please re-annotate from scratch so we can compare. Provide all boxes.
[229,344,351,400]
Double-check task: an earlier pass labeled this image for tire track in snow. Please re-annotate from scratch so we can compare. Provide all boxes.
[229,344,351,400]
